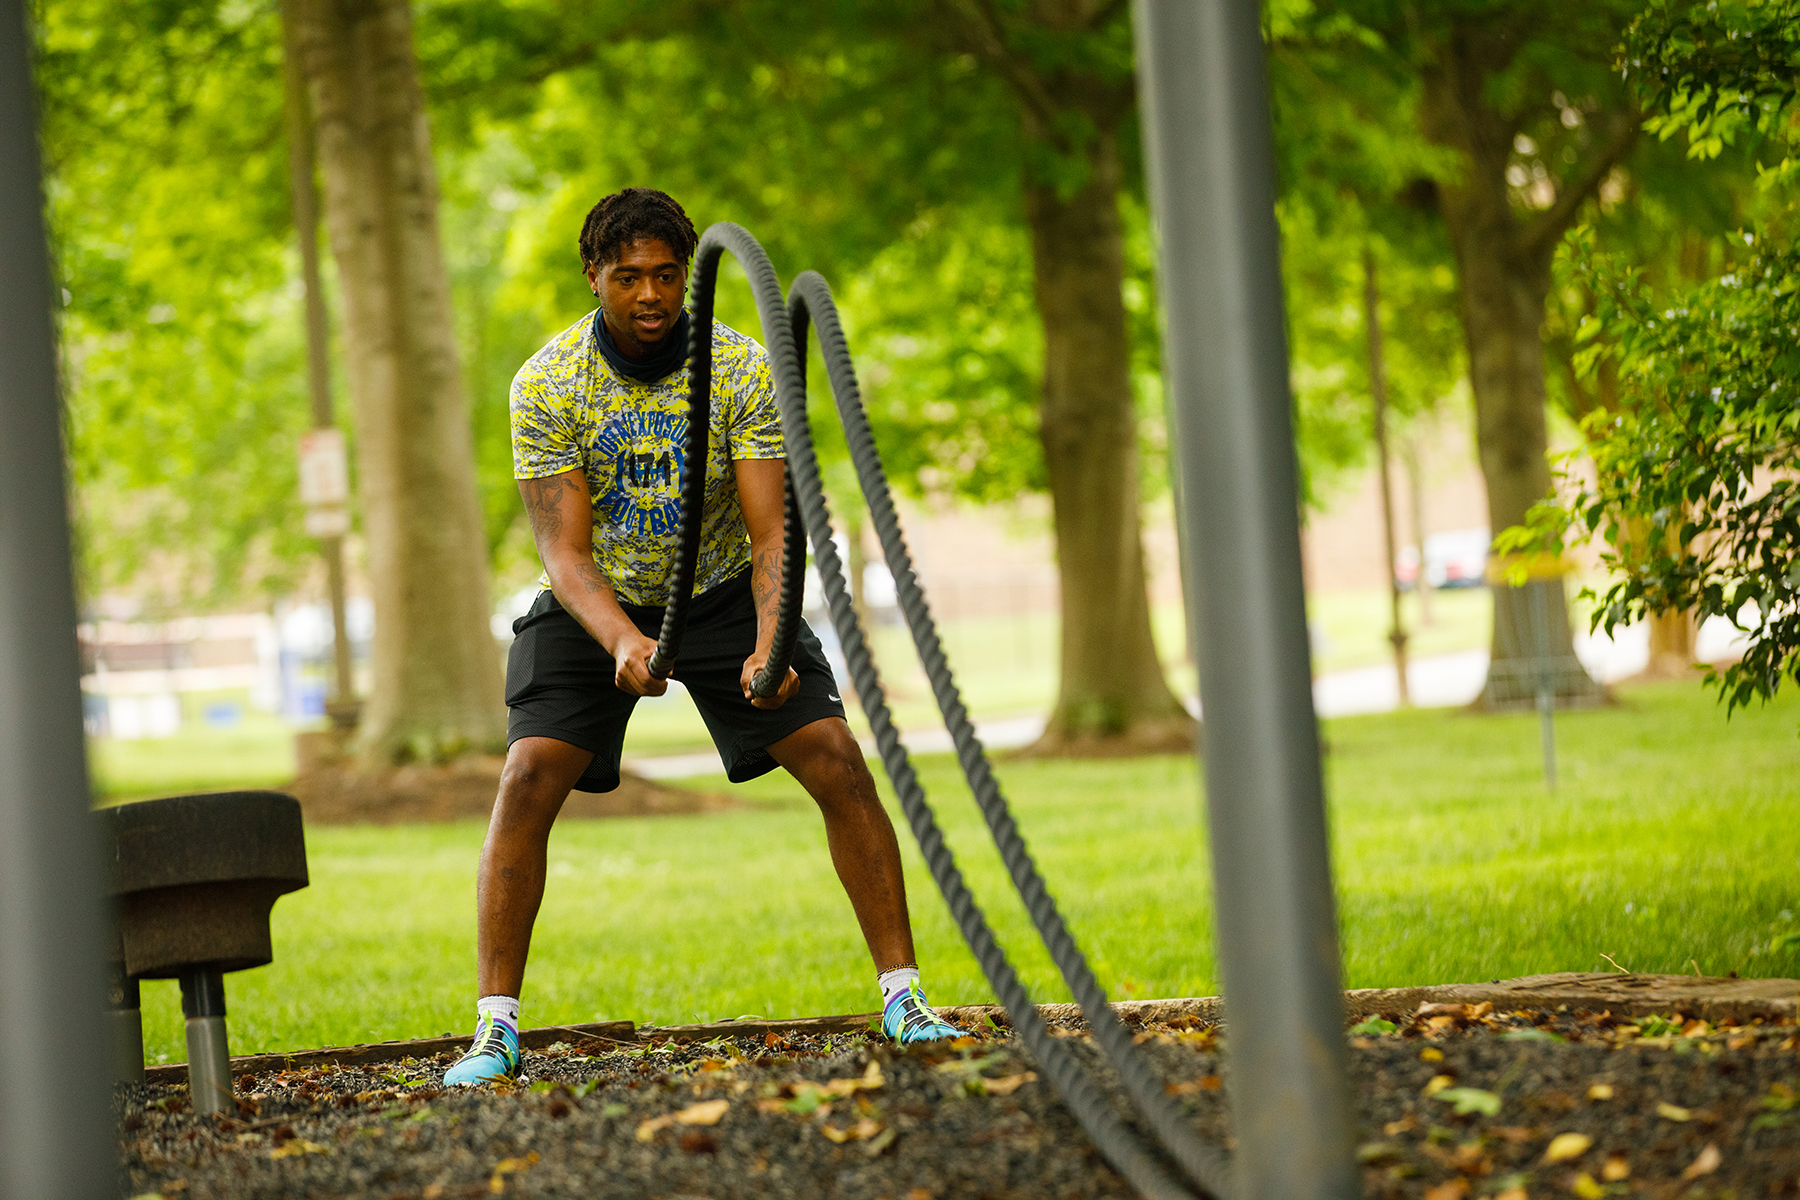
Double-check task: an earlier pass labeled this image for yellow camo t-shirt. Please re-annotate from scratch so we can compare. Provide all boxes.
[510,311,783,606]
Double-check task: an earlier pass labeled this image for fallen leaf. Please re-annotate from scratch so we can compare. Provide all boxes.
[1348,1016,1399,1036]
[488,1152,539,1195]
[1434,1087,1501,1116]
[1656,1102,1691,1122]
[982,1072,1037,1096]
[1417,1002,1466,1019]
[1544,1132,1593,1164]
[784,1089,824,1115]
[1601,1155,1630,1181]
[1423,1075,1456,1097]
[269,1139,331,1159]
[862,1125,898,1157]
[1586,1084,1614,1101]
[635,1115,675,1141]
[1494,1188,1527,1200]
[674,1099,729,1126]
[1423,1179,1468,1200]
[1426,1015,1459,1034]
[1166,1074,1221,1096]
[1680,1143,1721,1181]
[819,1117,885,1143]
[1383,1115,1420,1137]
[1570,1171,1605,1198]
[1356,1142,1402,1165]
[1420,1047,1445,1063]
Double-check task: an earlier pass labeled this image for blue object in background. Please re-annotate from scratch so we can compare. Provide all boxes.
[294,680,326,720]
[203,701,242,730]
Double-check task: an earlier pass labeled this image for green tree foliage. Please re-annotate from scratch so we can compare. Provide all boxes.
[1508,0,1800,713]
[39,0,1477,625]
[35,1,316,610]
[1268,0,1465,508]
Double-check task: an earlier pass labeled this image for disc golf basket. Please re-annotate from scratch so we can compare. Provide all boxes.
[1485,576,1597,788]
[97,791,308,1113]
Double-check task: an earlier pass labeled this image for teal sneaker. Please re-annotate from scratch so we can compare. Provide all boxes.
[444,1015,520,1087]
[882,980,960,1044]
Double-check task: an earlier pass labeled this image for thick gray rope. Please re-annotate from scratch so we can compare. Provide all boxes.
[649,223,804,693]
[788,270,1234,1200]
[655,224,1229,1200]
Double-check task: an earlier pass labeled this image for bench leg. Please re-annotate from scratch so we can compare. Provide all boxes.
[179,966,232,1114]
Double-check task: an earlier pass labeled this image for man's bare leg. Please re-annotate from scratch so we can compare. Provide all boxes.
[767,717,915,971]
[476,736,595,999]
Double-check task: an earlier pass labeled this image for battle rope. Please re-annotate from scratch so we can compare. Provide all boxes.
[652,223,1233,1200]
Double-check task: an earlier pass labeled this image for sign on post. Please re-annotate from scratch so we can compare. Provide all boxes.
[299,428,350,538]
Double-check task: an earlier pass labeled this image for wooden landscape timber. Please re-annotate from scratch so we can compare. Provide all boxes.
[142,972,1795,1085]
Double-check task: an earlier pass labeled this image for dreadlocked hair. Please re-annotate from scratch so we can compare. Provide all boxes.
[578,188,699,270]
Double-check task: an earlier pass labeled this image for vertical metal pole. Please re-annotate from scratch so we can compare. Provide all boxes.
[0,1,115,1196]
[1132,4,1358,1200]
[1364,245,1410,707]
[1531,580,1557,789]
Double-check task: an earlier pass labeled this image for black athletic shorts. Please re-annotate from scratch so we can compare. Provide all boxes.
[504,568,846,793]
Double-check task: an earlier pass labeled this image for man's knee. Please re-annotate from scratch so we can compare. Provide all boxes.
[494,738,590,830]
[776,719,878,804]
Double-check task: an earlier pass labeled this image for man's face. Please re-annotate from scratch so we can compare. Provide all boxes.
[587,237,686,359]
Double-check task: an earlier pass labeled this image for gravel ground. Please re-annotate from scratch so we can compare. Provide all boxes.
[118,1006,1798,1199]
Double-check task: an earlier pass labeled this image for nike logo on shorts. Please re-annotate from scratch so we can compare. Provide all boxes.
[828,694,840,702]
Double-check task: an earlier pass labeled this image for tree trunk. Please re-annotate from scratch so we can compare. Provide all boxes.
[1022,128,1193,754]
[1421,40,1613,711]
[288,0,505,764]
[1449,222,1602,708]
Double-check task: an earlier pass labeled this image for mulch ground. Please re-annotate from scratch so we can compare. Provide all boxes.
[117,1004,1798,1200]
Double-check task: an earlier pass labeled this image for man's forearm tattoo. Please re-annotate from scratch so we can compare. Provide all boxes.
[751,546,783,634]
[575,558,612,596]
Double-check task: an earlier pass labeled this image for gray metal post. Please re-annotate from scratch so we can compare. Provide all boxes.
[1132,4,1358,1199]
[0,0,116,1196]
[1530,580,1557,789]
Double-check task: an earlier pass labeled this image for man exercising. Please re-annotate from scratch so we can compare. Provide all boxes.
[446,188,958,1086]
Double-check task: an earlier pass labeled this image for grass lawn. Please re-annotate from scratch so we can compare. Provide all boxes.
[128,679,1800,1065]
[90,707,299,802]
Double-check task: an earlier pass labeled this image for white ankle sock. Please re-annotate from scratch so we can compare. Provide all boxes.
[877,966,921,1005]
[478,994,520,1033]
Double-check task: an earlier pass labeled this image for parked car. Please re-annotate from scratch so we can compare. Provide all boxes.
[1395,527,1490,591]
